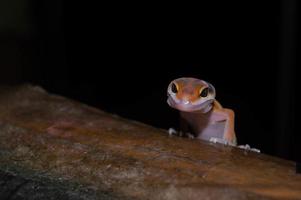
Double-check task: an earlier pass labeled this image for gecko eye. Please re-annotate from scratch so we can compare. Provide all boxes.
[200,88,209,97]
[171,83,178,93]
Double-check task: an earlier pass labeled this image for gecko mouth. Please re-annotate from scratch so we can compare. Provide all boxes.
[167,97,213,112]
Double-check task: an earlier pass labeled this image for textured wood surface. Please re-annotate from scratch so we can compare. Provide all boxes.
[0,85,300,200]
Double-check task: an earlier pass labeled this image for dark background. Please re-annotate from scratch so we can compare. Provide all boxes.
[0,1,298,161]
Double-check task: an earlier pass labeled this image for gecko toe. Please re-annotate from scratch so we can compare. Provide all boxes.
[168,128,177,136]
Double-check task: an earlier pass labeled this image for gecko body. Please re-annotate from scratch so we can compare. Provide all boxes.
[167,77,237,146]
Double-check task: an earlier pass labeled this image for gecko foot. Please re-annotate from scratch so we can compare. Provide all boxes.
[209,137,236,146]
[168,128,178,136]
[168,128,194,138]
[237,144,261,153]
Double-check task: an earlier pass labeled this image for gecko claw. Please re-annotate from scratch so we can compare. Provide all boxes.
[209,137,227,145]
[168,128,177,136]
[209,137,236,146]
[237,144,261,153]
[168,128,195,139]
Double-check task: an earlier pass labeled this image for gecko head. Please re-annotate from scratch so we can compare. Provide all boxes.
[167,77,216,112]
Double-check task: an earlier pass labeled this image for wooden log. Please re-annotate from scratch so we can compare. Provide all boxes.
[0,85,300,200]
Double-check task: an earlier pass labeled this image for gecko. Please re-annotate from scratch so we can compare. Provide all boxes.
[167,77,237,146]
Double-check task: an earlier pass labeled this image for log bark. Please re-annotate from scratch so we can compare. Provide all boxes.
[0,85,300,200]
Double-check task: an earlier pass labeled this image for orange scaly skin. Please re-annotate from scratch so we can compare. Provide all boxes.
[167,77,237,146]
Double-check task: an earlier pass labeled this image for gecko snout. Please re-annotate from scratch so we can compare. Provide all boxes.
[180,100,190,105]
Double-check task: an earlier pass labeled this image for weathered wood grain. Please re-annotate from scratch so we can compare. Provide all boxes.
[0,85,300,200]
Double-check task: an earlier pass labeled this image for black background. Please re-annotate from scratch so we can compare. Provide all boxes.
[0,1,298,161]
